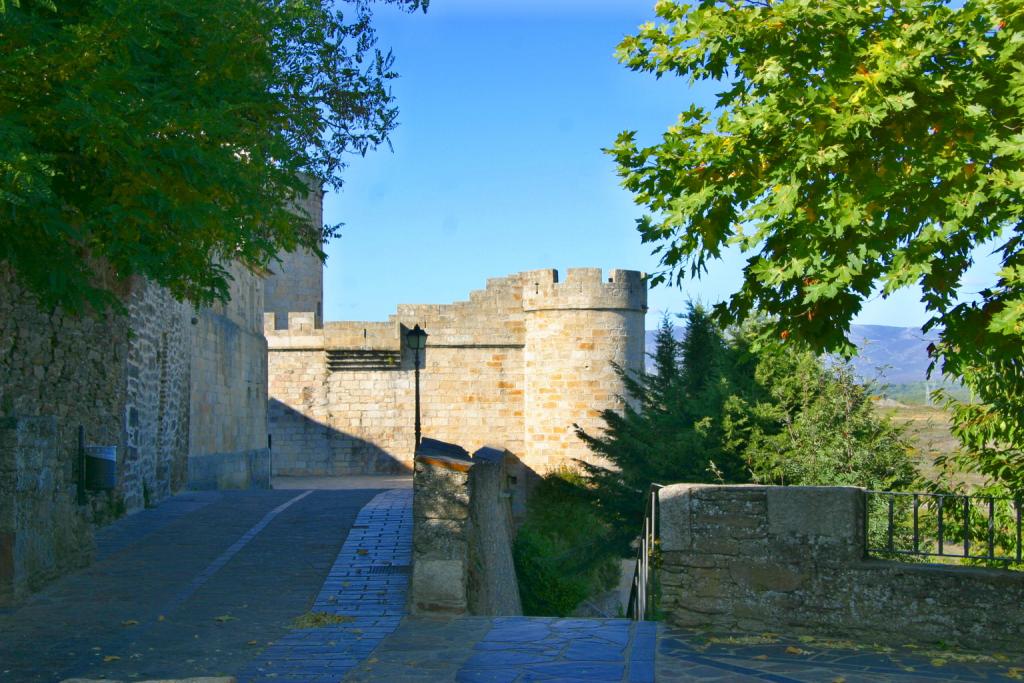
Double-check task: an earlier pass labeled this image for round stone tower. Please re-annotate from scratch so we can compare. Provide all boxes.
[521,268,647,474]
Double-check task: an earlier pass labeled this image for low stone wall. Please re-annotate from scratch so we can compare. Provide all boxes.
[187,448,271,490]
[659,484,1024,651]
[410,439,522,616]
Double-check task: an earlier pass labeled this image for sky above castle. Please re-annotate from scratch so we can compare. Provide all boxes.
[321,0,1000,330]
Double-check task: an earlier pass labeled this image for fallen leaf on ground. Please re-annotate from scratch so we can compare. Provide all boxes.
[931,658,947,667]
[247,640,259,645]
[102,655,120,662]
[1006,668,1024,680]
[752,655,768,660]
[157,615,166,622]
[290,611,354,629]
[356,549,368,555]
[121,619,139,626]
[832,677,845,683]
[785,646,808,655]
[214,615,238,623]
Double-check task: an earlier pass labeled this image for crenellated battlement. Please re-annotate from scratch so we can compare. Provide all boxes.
[266,265,648,478]
[521,268,647,313]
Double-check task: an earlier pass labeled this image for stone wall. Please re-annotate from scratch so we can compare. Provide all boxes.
[0,261,271,602]
[264,185,325,330]
[410,440,522,616]
[266,268,646,478]
[0,417,92,604]
[658,484,1024,651]
[188,263,270,489]
[0,268,129,604]
[124,280,192,510]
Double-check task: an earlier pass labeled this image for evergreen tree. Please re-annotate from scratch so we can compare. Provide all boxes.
[577,309,916,553]
[575,306,747,552]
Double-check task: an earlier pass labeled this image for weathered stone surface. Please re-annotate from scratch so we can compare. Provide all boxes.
[414,518,468,558]
[657,483,1024,651]
[766,486,862,549]
[413,459,471,521]
[1,256,275,603]
[467,447,522,616]
[411,446,473,615]
[265,267,647,505]
[412,559,467,611]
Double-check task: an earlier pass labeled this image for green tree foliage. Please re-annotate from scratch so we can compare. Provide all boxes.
[609,0,1024,491]
[578,309,916,549]
[733,349,917,490]
[0,0,426,311]
[575,306,750,551]
[512,469,620,616]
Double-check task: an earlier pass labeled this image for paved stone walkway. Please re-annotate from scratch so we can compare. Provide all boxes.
[349,616,1024,682]
[0,488,379,682]
[656,628,1024,682]
[237,488,412,683]
[5,484,1023,682]
[346,617,657,682]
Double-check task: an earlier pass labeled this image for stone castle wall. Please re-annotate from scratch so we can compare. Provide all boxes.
[264,186,325,330]
[0,261,270,603]
[187,262,270,489]
[0,265,126,603]
[266,268,647,479]
[123,280,193,510]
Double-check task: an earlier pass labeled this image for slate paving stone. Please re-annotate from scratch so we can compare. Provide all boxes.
[657,625,1024,682]
[236,487,412,683]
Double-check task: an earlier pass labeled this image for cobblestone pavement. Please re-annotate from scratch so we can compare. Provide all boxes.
[237,488,412,683]
[0,487,380,682]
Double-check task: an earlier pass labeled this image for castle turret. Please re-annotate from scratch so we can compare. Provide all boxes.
[264,181,325,329]
[521,268,647,474]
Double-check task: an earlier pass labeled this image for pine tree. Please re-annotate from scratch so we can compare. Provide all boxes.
[576,307,748,552]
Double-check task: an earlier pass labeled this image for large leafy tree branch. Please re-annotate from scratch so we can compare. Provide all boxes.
[610,0,1024,490]
[0,0,426,311]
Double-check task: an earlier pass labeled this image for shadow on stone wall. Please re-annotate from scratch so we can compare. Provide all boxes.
[268,399,411,476]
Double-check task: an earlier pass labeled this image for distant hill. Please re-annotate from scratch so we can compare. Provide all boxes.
[644,323,945,388]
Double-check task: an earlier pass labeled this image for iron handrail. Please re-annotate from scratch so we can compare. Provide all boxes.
[627,483,663,620]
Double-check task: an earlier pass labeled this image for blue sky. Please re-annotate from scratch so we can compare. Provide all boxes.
[321,0,997,330]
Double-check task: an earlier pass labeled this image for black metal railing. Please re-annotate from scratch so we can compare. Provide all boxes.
[866,491,1023,565]
[627,483,663,620]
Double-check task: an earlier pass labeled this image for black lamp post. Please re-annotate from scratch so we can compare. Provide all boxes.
[406,324,428,447]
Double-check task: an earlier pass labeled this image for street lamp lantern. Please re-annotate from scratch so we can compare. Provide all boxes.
[406,324,428,351]
[406,324,428,448]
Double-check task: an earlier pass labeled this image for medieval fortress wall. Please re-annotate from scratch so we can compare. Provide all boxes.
[265,266,647,478]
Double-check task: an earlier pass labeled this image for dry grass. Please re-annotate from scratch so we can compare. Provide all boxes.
[882,404,987,489]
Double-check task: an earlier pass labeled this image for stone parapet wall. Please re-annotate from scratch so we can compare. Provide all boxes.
[410,440,521,616]
[658,484,1024,651]
[467,447,522,616]
[521,268,647,313]
[266,268,646,477]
